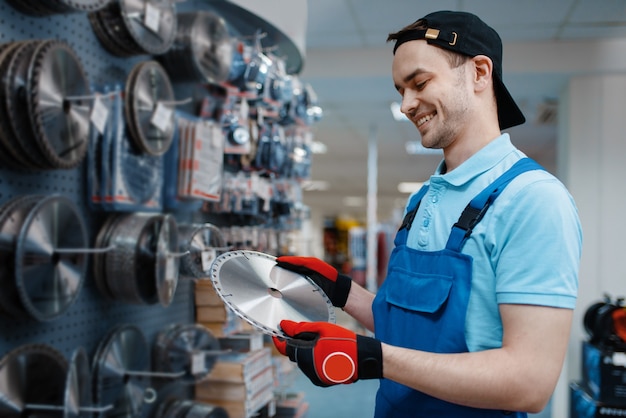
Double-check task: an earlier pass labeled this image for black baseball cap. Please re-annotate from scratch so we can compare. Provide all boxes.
[391,11,525,130]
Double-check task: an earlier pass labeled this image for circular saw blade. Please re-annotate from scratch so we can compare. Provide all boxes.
[209,250,336,338]
[28,40,91,169]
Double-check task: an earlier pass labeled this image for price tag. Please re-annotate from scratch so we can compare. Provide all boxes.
[90,94,109,134]
[191,351,206,375]
[201,248,217,272]
[150,102,173,132]
[144,3,161,34]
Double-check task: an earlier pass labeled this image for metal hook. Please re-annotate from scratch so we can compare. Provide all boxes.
[124,370,186,379]
[158,97,193,106]
[55,244,116,255]
[192,348,232,357]
[164,250,190,259]
[25,403,114,413]
[65,91,118,101]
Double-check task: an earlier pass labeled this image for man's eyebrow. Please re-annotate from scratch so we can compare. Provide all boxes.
[394,68,429,91]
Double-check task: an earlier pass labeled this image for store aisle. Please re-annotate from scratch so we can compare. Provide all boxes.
[290,370,379,418]
[290,370,552,418]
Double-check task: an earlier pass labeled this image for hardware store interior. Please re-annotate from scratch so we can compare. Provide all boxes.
[0,0,625,417]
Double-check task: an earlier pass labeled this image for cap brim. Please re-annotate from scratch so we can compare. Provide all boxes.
[494,75,525,130]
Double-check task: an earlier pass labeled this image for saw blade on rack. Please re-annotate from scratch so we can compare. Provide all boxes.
[13,194,88,322]
[92,325,150,418]
[4,40,48,169]
[153,323,220,382]
[124,60,175,156]
[0,343,69,416]
[119,0,177,55]
[28,40,91,169]
[158,11,233,85]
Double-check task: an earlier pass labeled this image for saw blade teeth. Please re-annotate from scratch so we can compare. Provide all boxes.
[28,40,91,169]
[5,40,49,169]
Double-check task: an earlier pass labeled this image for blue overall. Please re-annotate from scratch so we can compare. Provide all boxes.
[372,158,543,418]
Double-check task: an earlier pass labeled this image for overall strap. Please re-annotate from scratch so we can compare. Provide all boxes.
[446,158,545,252]
[395,185,430,246]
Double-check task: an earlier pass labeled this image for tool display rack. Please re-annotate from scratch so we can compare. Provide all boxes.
[0,0,224,383]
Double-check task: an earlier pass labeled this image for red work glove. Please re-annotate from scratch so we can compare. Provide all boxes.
[276,256,352,308]
[273,320,383,387]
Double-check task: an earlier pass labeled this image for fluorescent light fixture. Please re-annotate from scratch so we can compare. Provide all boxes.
[301,180,329,191]
[390,102,409,122]
[343,196,365,207]
[311,141,328,154]
[405,141,443,155]
[397,182,424,193]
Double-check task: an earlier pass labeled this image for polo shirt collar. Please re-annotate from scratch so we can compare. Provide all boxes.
[432,134,515,186]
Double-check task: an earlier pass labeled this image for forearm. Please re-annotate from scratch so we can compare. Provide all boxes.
[342,282,376,331]
[382,305,572,413]
[382,345,550,413]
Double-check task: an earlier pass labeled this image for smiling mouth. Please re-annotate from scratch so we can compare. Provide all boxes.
[416,112,436,127]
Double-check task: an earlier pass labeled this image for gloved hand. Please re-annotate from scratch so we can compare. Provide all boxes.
[276,256,352,308]
[273,320,383,387]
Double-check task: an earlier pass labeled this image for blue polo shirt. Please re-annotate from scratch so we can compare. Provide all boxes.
[405,134,582,352]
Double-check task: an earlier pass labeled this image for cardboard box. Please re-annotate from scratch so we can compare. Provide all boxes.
[582,341,626,405]
[570,381,626,418]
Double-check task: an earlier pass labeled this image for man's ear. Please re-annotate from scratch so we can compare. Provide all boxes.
[472,55,493,93]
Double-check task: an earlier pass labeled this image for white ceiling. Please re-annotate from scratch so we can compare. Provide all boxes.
[298,0,626,225]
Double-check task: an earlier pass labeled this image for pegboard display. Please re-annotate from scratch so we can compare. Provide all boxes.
[0,5,319,416]
[0,0,213,381]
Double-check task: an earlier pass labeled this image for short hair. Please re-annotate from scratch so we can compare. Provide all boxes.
[387,19,469,69]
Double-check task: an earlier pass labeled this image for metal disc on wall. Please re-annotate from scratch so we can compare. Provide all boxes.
[27,40,91,169]
[0,195,41,318]
[158,11,233,85]
[178,223,226,279]
[119,0,177,55]
[209,250,336,338]
[6,0,110,15]
[153,323,220,382]
[14,194,88,322]
[64,348,93,418]
[124,60,175,156]
[155,214,179,307]
[0,343,68,417]
[92,325,151,418]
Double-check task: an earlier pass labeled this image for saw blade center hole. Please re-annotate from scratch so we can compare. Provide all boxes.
[268,287,283,299]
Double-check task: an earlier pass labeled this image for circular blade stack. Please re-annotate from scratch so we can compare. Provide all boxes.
[153,323,220,382]
[157,11,233,85]
[0,194,88,322]
[88,0,177,57]
[124,60,176,156]
[178,223,226,279]
[94,213,179,306]
[0,39,91,170]
[6,0,110,15]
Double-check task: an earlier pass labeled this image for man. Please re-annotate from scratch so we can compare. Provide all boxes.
[273,10,582,418]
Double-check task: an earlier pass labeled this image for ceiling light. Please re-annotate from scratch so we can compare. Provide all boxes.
[301,180,329,191]
[343,196,365,207]
[311,141,327,154]
[390,102,409,122]
[397,182,424,193]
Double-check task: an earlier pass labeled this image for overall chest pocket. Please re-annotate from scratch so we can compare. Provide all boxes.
[385,266,453,313]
